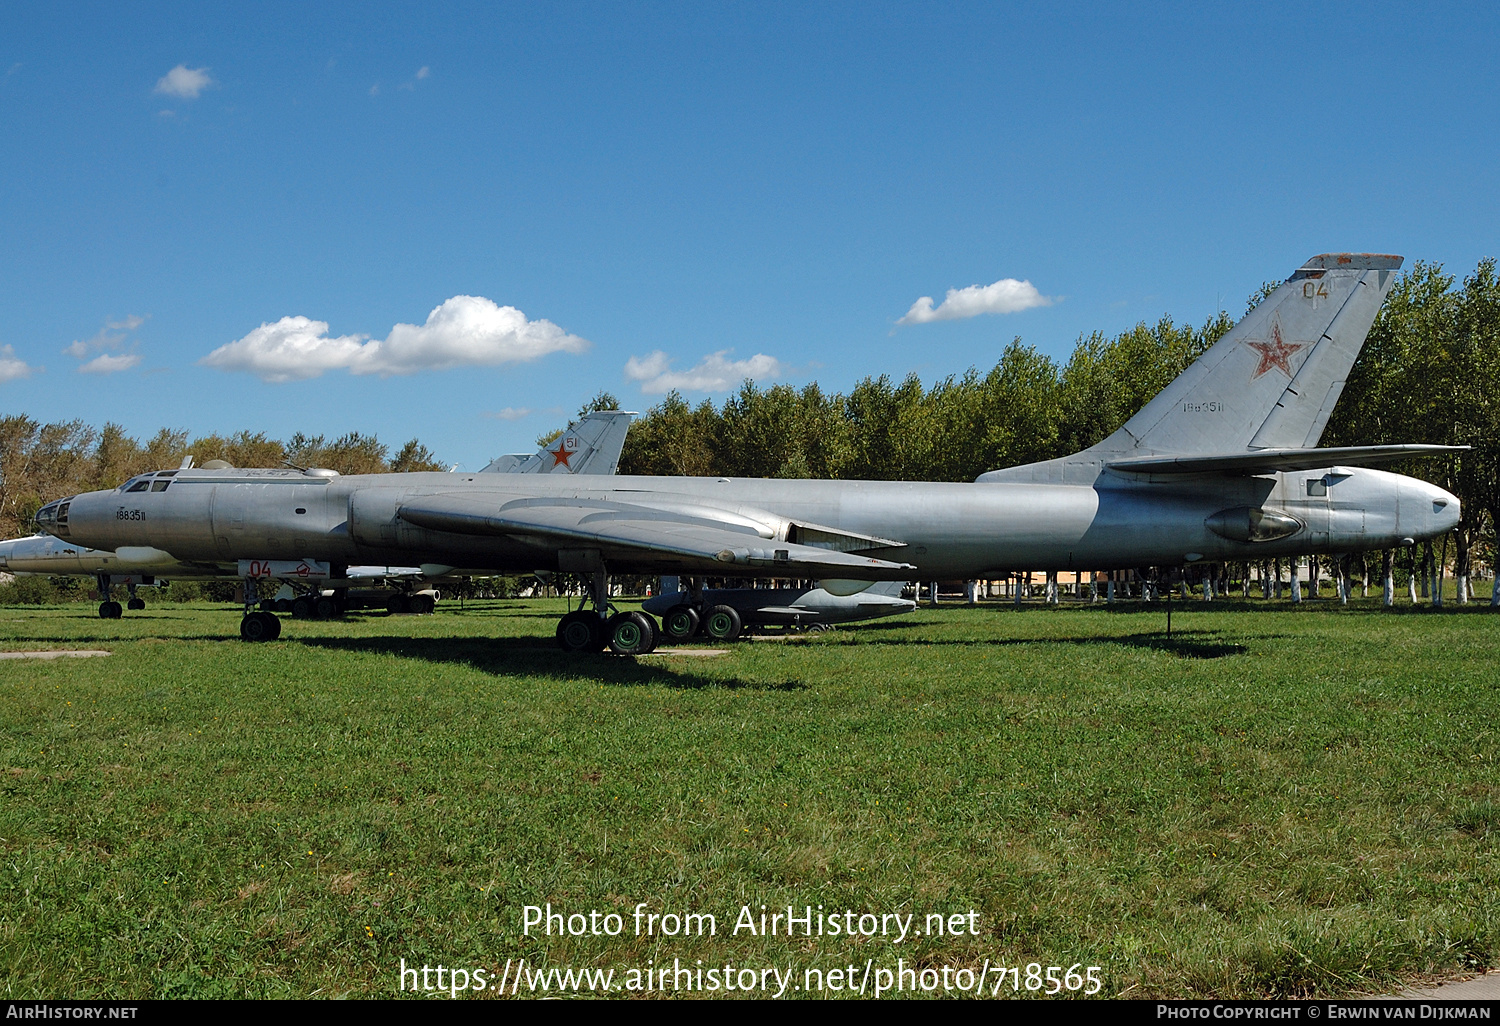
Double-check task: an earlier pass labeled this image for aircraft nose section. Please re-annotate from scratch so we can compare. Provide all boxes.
[1429,483,1461,534]
[33,496,74,538]
[1401,478,1460,542]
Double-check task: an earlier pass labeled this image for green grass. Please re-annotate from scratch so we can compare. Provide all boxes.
[1,596,1496,999]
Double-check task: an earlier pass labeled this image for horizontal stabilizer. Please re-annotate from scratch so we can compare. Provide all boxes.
[1106,444,1467,475]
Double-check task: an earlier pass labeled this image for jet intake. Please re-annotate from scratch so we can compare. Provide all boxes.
[1205,506,1303,543]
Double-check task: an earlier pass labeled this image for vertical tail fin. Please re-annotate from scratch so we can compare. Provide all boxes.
[480,410,635,475]
[1089,253,1402,457]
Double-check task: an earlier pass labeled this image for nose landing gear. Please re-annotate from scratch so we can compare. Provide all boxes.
[238,575,283,642]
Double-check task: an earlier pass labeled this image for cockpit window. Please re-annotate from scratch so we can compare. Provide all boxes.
[150,480,170,492]
[158,470,178,477]
[126,479,150,492]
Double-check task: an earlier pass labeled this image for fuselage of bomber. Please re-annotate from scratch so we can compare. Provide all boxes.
[39,464,1460,580]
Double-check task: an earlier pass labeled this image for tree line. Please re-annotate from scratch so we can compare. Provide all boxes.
[4,260,1497,587]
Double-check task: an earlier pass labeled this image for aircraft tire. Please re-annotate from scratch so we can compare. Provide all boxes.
[410,594,436,615]
[98,601,122,619]
[240,612,280,642]
[314,597,338,620]
[557,610,605,652]
[291,597,313,619]
[387,594,410,614]
[607,611,657,655]
[702,604,742,642]
[127,598,146,610]
[275,598,293,613]
[661,604,699,642]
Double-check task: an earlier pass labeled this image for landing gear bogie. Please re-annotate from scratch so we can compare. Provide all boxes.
[557,610,606,652]
[606,611,658,655]
[98,601,122,619]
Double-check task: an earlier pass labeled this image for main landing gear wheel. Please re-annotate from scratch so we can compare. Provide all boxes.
[607,611,659,655]
[386,594,410,614]
[239,611,282,642]
[557,610,606,652]
[661,604,699,642]
[409,594,436,615]
[313,596,338,620]
[291,597,313,620]
[98,601,122,619]
[702,604,742,642]
[127,598,146,611]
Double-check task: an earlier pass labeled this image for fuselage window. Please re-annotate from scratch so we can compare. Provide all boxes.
[126,479,150,493]
[151,480,171,492]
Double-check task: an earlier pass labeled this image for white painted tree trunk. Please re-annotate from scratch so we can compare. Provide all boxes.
[1203,575,1213,601]
[1014,574,1023,607]
[1045,571,1058,605]
[965,580,977,604]
[1290,571,1301,603]
[1491,574,1500,607]
[1106,579,1115,604]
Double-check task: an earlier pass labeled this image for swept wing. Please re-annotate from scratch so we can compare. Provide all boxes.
[396,493,915,577]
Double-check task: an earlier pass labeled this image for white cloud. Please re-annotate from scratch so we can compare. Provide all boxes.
[201,296,591,383]
[66,314,146,372]
[154,65,213,99]
[79,353,142,375]
[624,349,785,394]
[0,344,37,382]
[896,277,1053,325]
[484,407,535,421]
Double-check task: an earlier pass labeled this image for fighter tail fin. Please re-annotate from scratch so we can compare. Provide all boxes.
[479,410,635,475]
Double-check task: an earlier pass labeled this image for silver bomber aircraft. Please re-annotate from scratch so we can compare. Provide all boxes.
[34,254,1462,653]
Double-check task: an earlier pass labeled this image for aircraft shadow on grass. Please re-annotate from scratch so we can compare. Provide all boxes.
[296,634,808,691]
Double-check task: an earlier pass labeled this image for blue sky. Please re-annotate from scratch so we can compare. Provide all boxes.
[3,3,1497,470]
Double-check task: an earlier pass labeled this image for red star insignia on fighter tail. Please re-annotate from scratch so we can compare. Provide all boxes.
[1246,321,1305,379]
[548,440,574,469]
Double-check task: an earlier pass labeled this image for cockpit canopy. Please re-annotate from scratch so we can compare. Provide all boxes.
[119,470,180,493]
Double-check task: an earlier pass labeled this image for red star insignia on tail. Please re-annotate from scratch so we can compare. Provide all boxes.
[548,440,574,469]
[1246,322,1304,378]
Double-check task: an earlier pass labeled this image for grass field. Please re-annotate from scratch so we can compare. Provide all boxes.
[1,596,1496,999]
